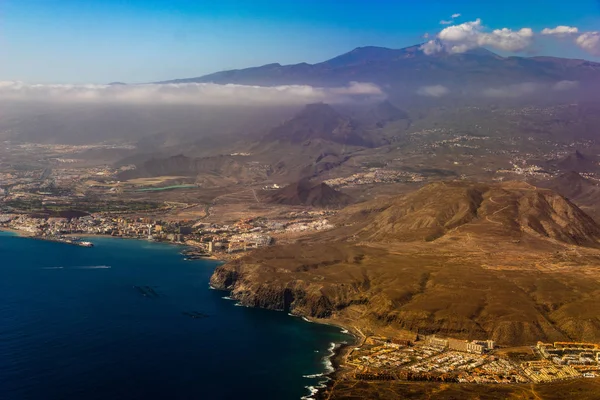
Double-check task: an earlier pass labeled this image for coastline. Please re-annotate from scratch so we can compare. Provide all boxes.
[67,233,223,260]
[1,228,350,398]
[283,314,361,400]
[308,319,364,400]
[0,228,222,260]
[1,227,351,400]
[277,314,363,400]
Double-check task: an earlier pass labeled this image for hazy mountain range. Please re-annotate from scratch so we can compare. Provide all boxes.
[2,42,600,149]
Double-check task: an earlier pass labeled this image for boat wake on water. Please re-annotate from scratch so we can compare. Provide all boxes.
[302,373,324,378]
[44,265,111,269]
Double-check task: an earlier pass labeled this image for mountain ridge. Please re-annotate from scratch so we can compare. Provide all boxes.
[158,44,600,89]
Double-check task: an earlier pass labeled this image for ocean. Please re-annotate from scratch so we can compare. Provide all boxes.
[0,232,350,400]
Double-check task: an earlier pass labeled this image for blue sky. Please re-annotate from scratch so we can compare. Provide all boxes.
[1,0,599,83]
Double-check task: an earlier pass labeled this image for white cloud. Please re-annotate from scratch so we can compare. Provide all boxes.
[553,80,579,91]
[0,81,385,105]
[440,14,461,25]
[422,32,430,39]
[420,40,443,55]
[482,81,579,97]
[541,26,579,36]
[576,32,600,56]
[478,27,534,52]
[482,83,540,98]
[417,85,449,97]
[438,19,483,43]
[424,19,534,54]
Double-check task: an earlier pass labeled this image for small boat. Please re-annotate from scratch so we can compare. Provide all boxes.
[78,241,94,247]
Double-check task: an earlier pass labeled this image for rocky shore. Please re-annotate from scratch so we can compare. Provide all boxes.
[313,329,364,400]
[210,261,365,399]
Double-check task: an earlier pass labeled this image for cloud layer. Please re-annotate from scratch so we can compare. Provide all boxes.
[0,81,385,105]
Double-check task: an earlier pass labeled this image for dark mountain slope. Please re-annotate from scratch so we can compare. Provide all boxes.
[539,171,600,222]
[355,100,410,128]
[541,171,600,200]
[265,179,352,208]
[554,150,600,173]
[261,103,370,147]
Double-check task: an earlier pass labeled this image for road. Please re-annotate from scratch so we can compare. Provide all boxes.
[252,189,260,203]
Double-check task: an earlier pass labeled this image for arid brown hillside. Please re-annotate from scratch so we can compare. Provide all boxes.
[211,181,600,346]
[336,181,600,246]
[323,378,600,400]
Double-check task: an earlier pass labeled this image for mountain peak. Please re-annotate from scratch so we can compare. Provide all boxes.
[297,102,339,117]
[262,103,376,147]
[341,181,600,246]
[263,103,345,145]
[318,42,502,68]
[356,100,410,128]
[266,178,352,207]
[372,99,408,116]
[322,46,400,67]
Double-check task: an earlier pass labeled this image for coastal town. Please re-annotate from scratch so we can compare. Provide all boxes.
[341,335,600,385]
[0,210,335,258]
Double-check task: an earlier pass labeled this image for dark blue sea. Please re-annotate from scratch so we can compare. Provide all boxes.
[0,232,349,400]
